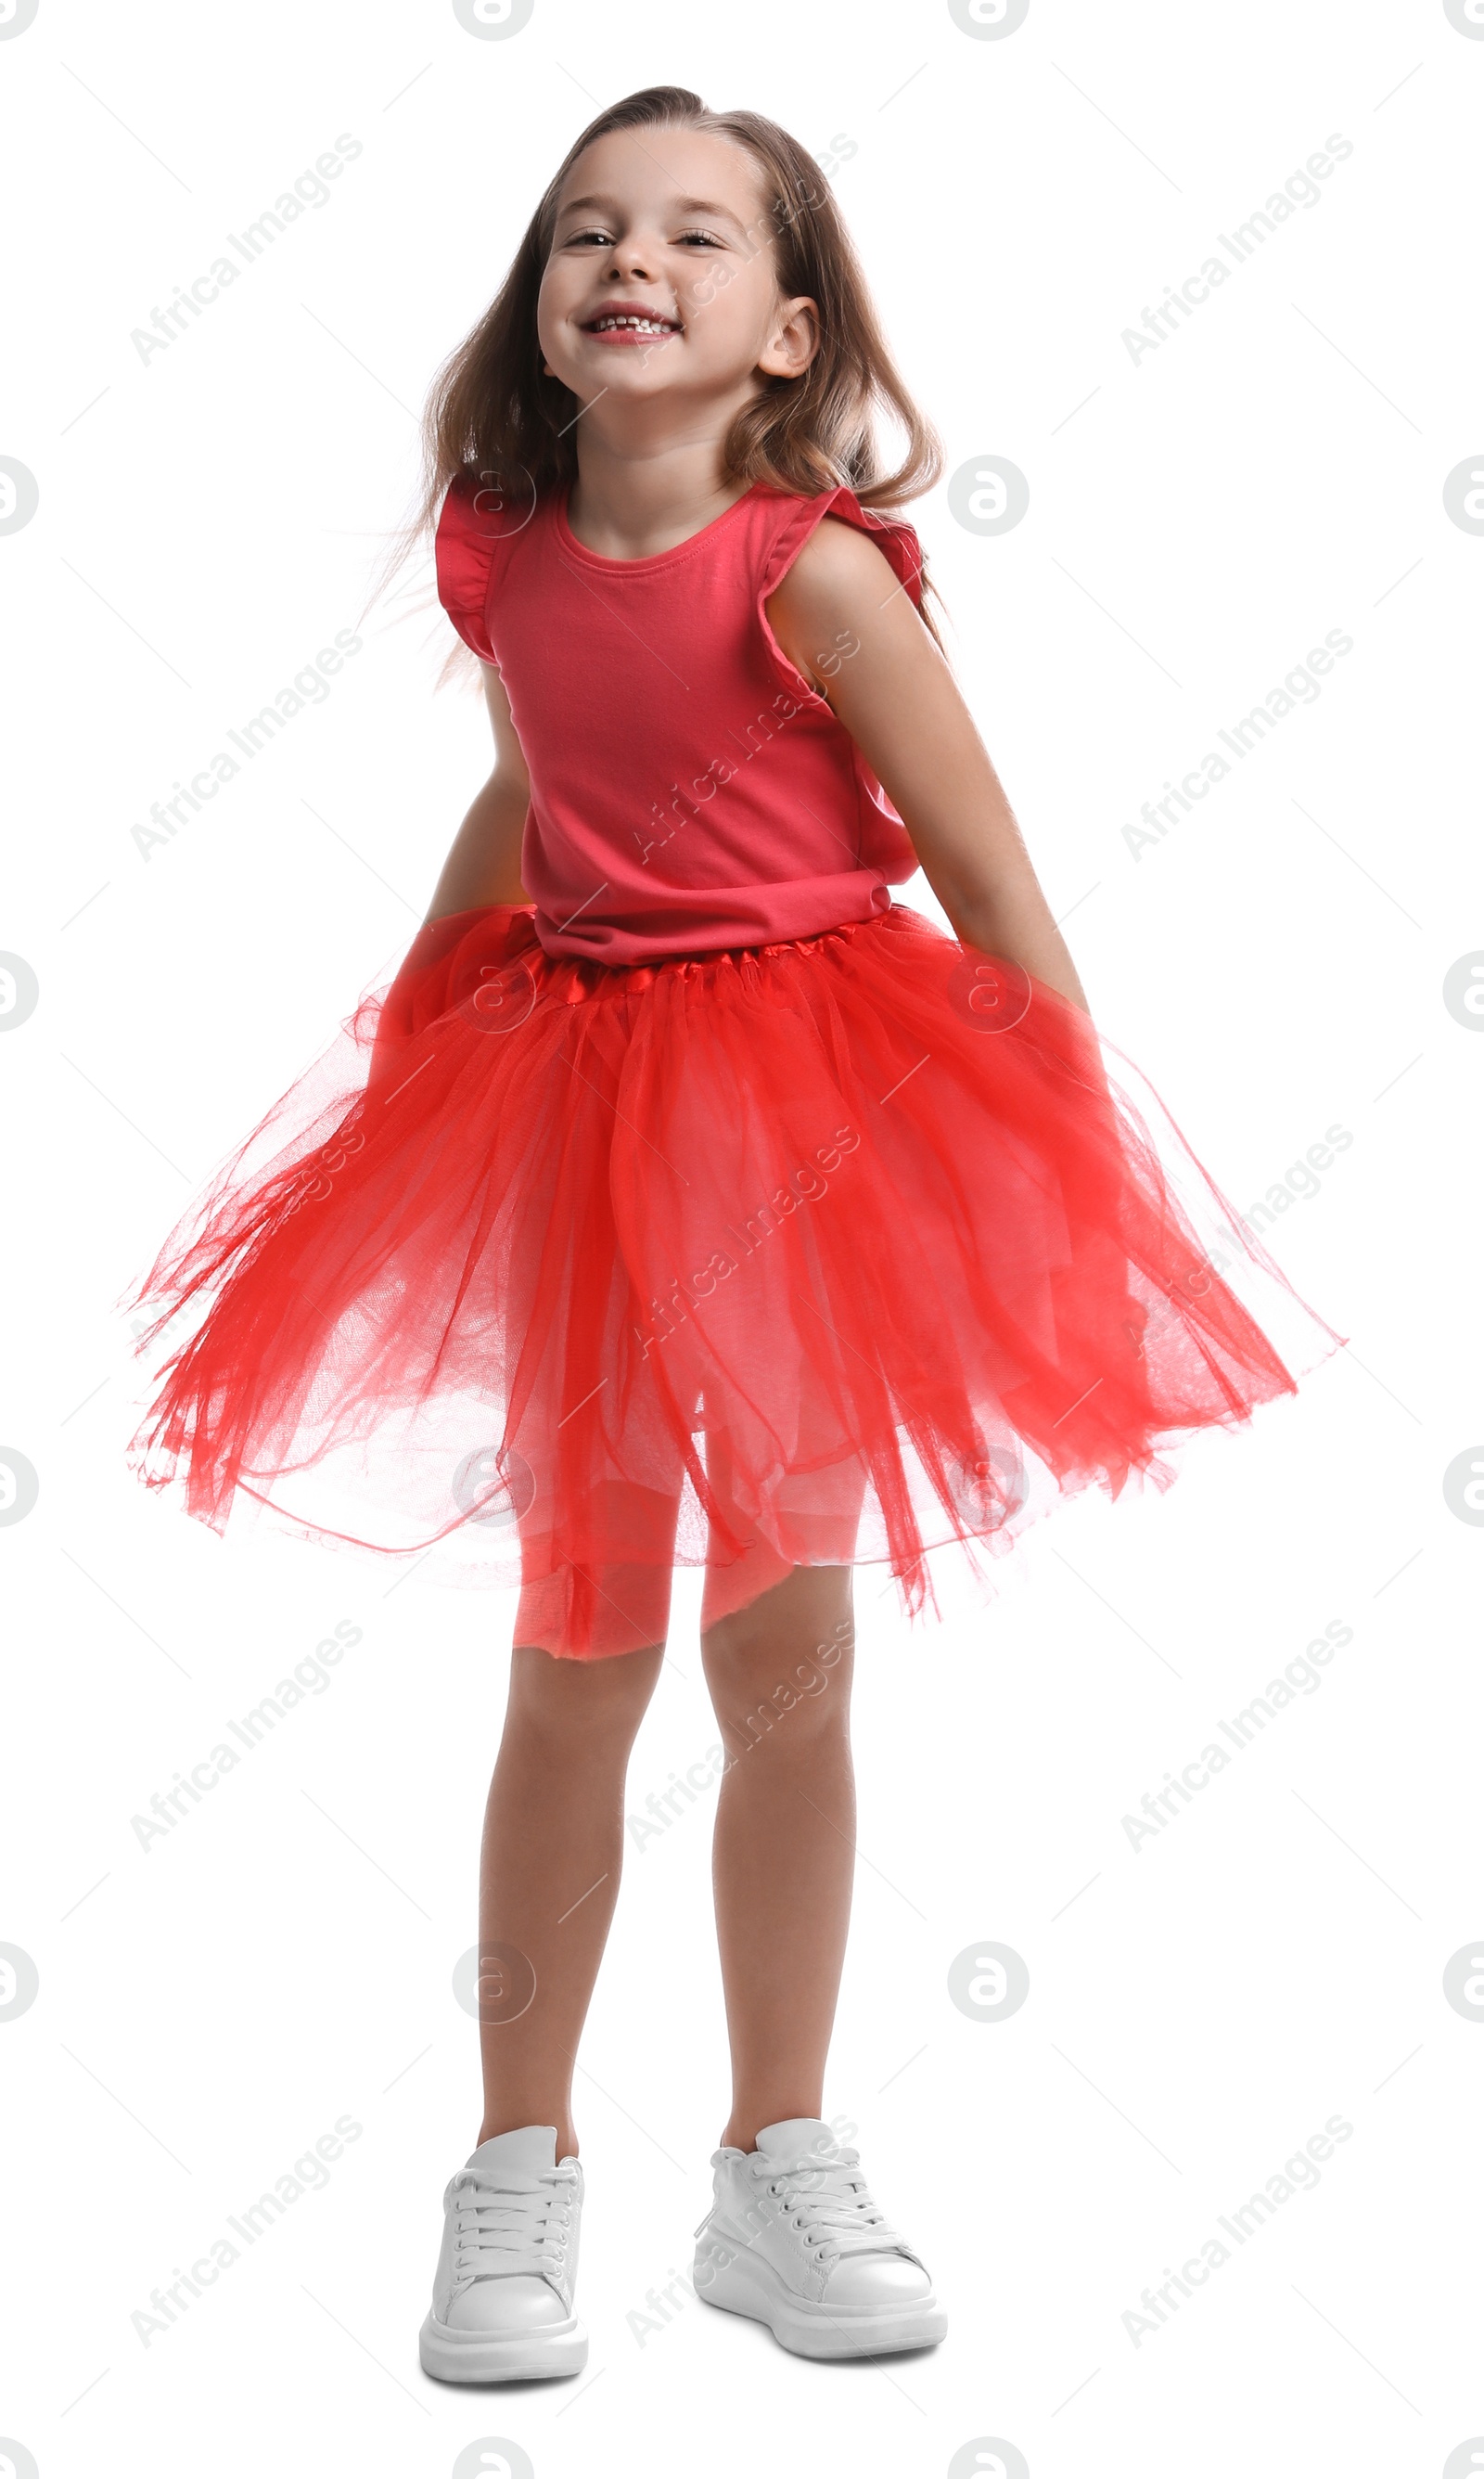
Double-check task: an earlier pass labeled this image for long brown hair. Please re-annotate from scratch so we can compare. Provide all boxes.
[401,84,946,651]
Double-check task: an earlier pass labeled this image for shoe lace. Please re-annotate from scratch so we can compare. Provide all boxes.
[445,2161,577,2291]
[737,2145,909,2269]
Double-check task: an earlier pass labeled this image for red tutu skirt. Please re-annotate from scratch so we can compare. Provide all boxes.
[126,902,1342,1657]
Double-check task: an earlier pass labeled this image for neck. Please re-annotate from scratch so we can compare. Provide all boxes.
[565,429,753,561]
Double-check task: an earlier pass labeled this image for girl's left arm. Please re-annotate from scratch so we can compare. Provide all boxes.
[766,517,1091,1017]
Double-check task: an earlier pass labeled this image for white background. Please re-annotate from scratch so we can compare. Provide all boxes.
[3,1,1481,2474]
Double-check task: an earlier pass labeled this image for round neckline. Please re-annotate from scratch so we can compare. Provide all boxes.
[553,479,763,572]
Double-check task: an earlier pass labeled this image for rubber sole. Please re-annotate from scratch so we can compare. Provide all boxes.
[693,2232,947,2359]
[418,2307,588,2383]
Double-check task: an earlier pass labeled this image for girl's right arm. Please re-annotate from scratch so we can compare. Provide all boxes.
[424,661,531,921]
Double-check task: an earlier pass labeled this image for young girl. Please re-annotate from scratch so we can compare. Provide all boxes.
[129,86,1340,2379]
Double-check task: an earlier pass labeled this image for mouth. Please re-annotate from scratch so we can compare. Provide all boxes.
[580,307,683,340]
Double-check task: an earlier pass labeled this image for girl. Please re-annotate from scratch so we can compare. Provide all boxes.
[129,87,1340,2379]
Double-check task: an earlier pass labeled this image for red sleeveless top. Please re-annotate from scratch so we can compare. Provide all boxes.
[434,472,928,964]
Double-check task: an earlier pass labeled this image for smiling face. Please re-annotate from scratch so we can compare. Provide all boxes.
[536,125,819,433]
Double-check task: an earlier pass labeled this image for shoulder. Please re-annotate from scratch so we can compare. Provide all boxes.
[762,497,934,701]
[435,468,545,663]
[761,486,925,623]
[784,510,901,592]
[762,492,926,680]
[435,472,499,663]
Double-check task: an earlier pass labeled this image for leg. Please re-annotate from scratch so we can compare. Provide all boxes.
[477,1637,663,2157]
[700,1561,857,2151]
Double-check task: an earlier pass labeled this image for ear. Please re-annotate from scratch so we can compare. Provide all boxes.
[758,296,819,381]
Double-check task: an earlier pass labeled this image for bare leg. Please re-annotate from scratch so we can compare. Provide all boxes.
[700,1563,857,2152]
[477,1639,664,2157]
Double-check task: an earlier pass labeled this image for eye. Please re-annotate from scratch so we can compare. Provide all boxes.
[676,228,724,248]
[563,226,614,248]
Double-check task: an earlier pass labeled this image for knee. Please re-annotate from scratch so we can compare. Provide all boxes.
[505,1642,662,1757]
[702,1624,853,1761]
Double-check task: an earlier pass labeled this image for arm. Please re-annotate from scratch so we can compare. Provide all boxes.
[424,661,532,920]
[765,518,1091,1017]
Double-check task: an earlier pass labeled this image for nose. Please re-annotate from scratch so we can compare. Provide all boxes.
[606,238,656,284]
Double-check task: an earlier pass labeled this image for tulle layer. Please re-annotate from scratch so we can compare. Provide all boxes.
[126,902,1343,1656]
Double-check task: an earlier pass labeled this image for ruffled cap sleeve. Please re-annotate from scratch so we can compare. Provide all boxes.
[434,469,501,663]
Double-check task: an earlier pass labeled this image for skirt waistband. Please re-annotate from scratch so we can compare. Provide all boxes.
[556,906,903,993]
[441,901,912,1005]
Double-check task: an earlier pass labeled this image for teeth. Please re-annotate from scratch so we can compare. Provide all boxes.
[589,315,676,334]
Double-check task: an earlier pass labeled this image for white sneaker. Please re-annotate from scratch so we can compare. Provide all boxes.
[419,2125,588,2382]
[692,2116,947,2359]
